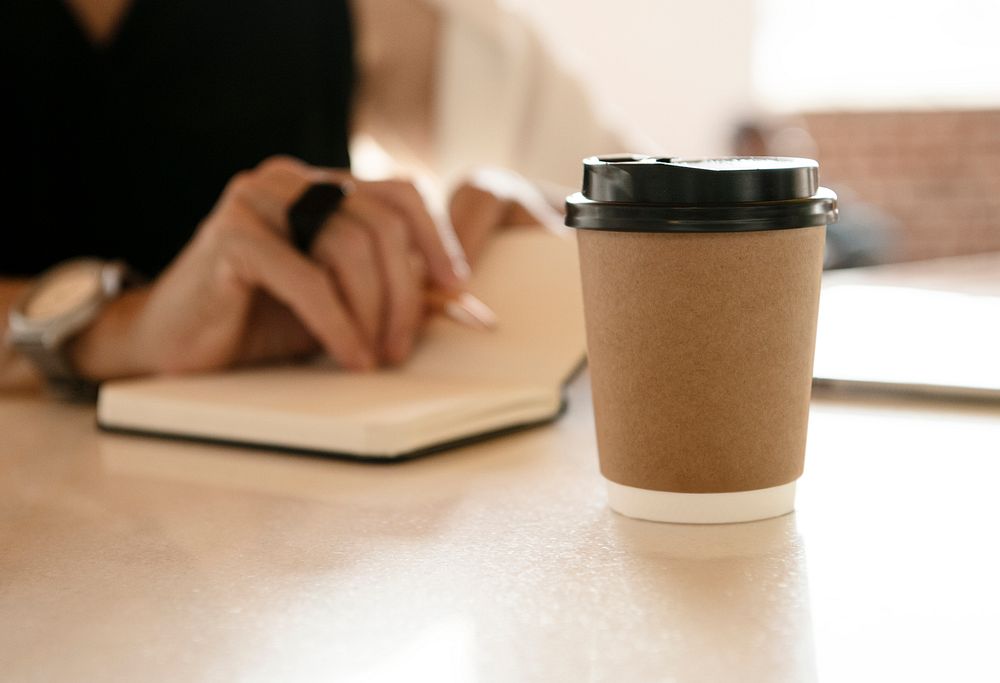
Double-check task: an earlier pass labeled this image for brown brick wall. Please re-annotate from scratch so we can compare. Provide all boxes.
[803,110,1000,262]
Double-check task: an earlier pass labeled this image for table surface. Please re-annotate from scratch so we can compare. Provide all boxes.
[3,254,1000,683]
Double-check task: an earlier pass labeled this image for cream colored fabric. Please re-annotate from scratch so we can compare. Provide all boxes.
[430,0,624,190]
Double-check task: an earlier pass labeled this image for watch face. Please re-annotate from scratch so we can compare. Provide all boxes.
[23,262,103,322]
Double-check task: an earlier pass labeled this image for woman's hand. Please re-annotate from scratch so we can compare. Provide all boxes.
[69,156,469,380]
[448,168,563,266]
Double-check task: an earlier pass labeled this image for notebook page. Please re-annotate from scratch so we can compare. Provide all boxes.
[814,285,1000,391]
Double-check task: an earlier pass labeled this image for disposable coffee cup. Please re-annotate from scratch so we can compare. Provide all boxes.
[566,155,837,524]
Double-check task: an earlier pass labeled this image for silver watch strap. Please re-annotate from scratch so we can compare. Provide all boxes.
[17,337,99,401]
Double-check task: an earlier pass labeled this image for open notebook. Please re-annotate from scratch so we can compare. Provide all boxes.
[97,229,587,458]
[813,284,1000,400]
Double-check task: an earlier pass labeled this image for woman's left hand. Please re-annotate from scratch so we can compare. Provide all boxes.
[447,168,563,266]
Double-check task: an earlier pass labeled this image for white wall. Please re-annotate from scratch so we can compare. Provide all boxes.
[754,0,1000,112]
[504,0,757,157]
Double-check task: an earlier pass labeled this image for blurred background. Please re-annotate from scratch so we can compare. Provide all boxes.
[359,0,1000,267]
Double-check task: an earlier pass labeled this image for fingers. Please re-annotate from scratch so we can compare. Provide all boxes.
[236,160,457,300]
[449,183,509,267]
[213,214,375,371]
[341,194,423,364]
[223,156,453,367]
[311,214,384,351]
[238,158,466,294]
[304,193,426,366]
[237,294,320,365]
[353,180,470,291]
[225,160,382,362]
[504,200,551,229]
[225,157,318,236]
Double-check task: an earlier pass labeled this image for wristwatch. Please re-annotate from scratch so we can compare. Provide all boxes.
[6,259,131,400]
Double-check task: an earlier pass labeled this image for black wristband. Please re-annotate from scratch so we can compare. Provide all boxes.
[288,182,348,253]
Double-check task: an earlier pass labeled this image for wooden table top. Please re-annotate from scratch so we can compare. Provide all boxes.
[3,253,999,682]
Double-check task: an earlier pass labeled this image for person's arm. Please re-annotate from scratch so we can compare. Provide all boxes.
[351,0,635,264]
[352,0,634,191]
[2,156,469,391]
[352,0,439,170]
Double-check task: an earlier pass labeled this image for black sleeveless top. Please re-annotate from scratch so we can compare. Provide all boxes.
[4,0,355,277]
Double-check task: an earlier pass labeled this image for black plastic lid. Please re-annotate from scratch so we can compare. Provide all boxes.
[565,155,838,233]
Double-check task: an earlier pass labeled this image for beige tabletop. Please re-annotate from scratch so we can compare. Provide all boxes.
[3,255,1000,683]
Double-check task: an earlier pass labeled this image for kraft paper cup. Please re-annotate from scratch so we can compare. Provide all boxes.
[566,156,837,524]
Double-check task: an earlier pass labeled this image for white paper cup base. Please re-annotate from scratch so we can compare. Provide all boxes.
[605,478,796,524]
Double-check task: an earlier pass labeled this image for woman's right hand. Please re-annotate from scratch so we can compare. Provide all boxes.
[68,156,470,381]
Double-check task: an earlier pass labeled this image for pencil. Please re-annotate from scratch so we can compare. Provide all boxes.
[426,290,498,331]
